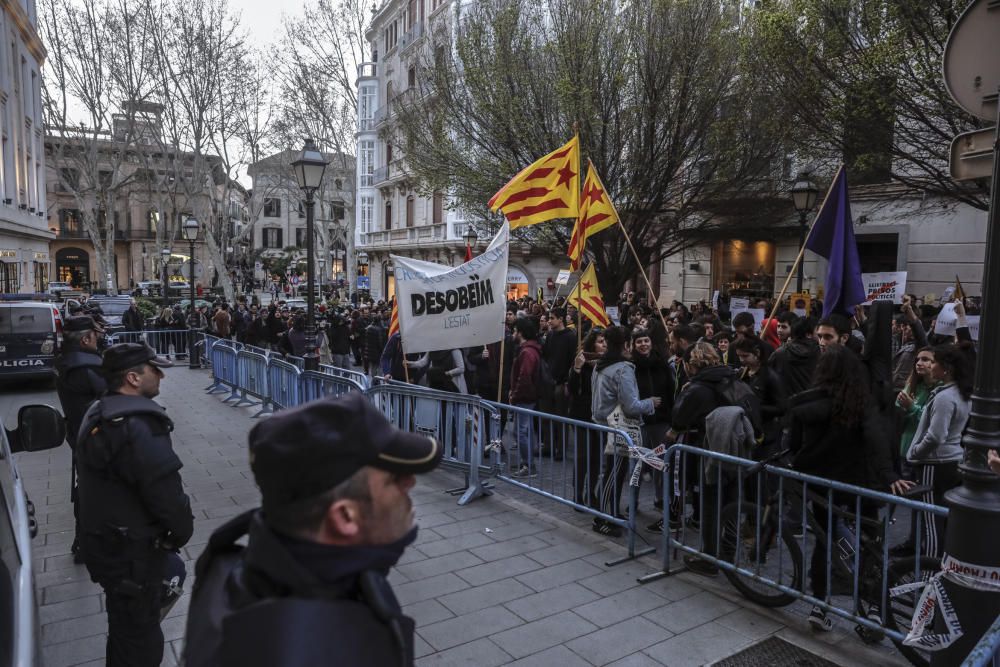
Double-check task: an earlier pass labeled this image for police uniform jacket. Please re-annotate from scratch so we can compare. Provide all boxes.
[55,347,107,447]
[184,510,415,667]
[75,393,193,584]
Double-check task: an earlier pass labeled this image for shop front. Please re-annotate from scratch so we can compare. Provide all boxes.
[711,240,776,300]
[506,265,531,300]
[56,247,91,288]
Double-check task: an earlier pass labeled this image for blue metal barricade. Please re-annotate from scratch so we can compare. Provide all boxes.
[964,612,1000,667]
[300,370,365,402]
[234,350,272,416]
[639,444,949,664]
[267,358,302,410]
[368,384,496,505]
[285,355,305,370]
[207,343,240,401]
[320,363,370,390]
[485,401,654,565]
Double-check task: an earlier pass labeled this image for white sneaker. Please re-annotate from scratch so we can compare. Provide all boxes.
[808,605,833,632]
[512,465,536,478]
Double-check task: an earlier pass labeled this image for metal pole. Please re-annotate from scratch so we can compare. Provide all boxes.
[303,190,319,371]
[796,210,806,293]
[188,238,198,369]
[161,255,168,310]
[933,102,1000,664]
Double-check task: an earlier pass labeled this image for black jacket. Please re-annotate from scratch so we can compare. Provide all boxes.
[785,387,896,490]
[55,347,107,447]
[671,364,735,444]
[365,322,387,361]
[767,339,819,399]
[184,510,415,667]
[633,351,674,425]
[328,320,352,355]
[122,306,144,332]
[740,365,786,443]
[542,328,576,385]
[75,394,193,584]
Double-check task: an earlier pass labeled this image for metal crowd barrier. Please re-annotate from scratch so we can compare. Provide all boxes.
[234,350,272,417]
[320,363,371,390]
[485,401,654,565]
[369,383,497,506]
[964,613,1000,667]
[285,355,305,370]
[267,359,301,410]
[300,370,366,402]
[639,444,949,665]
[207,343,240,401]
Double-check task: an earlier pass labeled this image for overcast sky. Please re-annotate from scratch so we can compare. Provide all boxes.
[233,0,302,49]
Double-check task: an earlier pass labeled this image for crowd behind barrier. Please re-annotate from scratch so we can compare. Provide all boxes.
[193,332,1000,661]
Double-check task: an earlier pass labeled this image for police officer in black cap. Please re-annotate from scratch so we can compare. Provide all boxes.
[55,315,107,562]
[183,392,443,667]
[76,343,193,667]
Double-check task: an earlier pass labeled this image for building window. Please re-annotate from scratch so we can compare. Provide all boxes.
[297,201,305,219]
[147,209,159,233]
[384,200,392,231]
[359,84,375,130]
[432,190,444,225]
[360,195,373,234]
[295,227,307,246]
[406,195,415,227]
[60,209,83,235]
[359,140,374,187]
[0,261,18,292]
[408,66,416,88]
[386,142,393,166]
[263,198,281,218]
[331,200,345,221]
[263,228,282,248]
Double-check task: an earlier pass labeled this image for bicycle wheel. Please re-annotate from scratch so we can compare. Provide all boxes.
[719,501,803,607]
[883,555,941,667]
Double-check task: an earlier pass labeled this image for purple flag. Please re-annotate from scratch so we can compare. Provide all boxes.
[805,167,865,317]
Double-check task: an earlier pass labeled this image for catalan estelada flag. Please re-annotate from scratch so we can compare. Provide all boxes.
[488,135,580,229]
[568,160,619,271]
[388,299,399,338]
[568,263,611,328]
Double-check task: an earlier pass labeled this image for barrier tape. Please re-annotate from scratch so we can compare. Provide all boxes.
[628,443,667,487]
[891,553,1000,650]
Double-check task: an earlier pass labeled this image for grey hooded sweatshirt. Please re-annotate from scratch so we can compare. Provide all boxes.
[591,360,655,423]
[906,382,969,464]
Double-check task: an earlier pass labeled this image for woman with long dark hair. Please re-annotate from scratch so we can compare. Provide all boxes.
[786,344,893,631]
[569,330,606,510]
[906,343,972,559]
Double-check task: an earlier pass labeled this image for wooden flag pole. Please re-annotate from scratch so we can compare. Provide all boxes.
[766,164,844,324]
[495,333,506,403]
[616,219,670,332]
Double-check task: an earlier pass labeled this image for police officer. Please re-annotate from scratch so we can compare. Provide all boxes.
[183,392,443,667]
[55,315,107,562]
[76,343,193,667]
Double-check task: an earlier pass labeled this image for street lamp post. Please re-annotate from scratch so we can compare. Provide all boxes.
[160,248,171,309]
[291,139,329,372]
[141,245,147,282]
[463,227,479,258]
[182,218,200,369]
[790,174,819,294]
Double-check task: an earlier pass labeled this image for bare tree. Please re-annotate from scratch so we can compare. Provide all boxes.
[392,0,793,296]
[42,0,161,294]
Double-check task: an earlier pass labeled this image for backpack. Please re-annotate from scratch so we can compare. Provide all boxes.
[715,376,764,438]
[535,355,556,397]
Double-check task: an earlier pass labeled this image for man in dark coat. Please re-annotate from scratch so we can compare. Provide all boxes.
[183,393,442,667]
[55,315,108,562]
[122,299,144,332]
[76,344,192,667]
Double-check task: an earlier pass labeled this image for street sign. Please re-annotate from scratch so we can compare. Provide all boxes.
[290,275,300,286]
[950,126,996,181]
[943,0,1000,122]
[357,276,370,290]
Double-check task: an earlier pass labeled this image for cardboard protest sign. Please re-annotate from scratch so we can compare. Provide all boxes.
[790,292,811,316]
[731,308,765,333]
[862,271,907,305]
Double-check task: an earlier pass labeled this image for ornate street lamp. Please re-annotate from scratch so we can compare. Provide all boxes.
[141,244,147,282]
[790,173,819,293]
[182,217,200,369]
[462,226,479,254]
[291,139,329,371]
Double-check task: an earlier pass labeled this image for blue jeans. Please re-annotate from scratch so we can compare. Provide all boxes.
[513,402,537,464]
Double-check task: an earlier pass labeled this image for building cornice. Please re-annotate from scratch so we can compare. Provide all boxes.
[2,0,46,65]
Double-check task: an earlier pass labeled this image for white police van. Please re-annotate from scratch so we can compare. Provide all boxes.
[0,301,63,381]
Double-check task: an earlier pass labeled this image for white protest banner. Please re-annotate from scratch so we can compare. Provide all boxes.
[605,306,620,325]
[731,308,765,333]
[730,297,750,311]
[862,271,907,305]
[556,269,571,285]
[392,223,509,353]
[934,303,958,337]
[967,316,980,341]
[711,290,720,310]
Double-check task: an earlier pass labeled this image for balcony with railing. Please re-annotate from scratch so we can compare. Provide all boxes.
[373,160,406,187]
[361,222,447,248]
[357,62,377,79]
[399,21,424,52]
[373,104,390,128]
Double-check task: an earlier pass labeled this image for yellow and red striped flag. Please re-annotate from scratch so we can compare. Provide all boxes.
[488,135,580,229]
[567,160,619,271]
[567,263,611,328]
[388,299,399,338]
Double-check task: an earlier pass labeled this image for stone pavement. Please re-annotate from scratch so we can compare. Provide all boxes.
[6,367,910,666]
